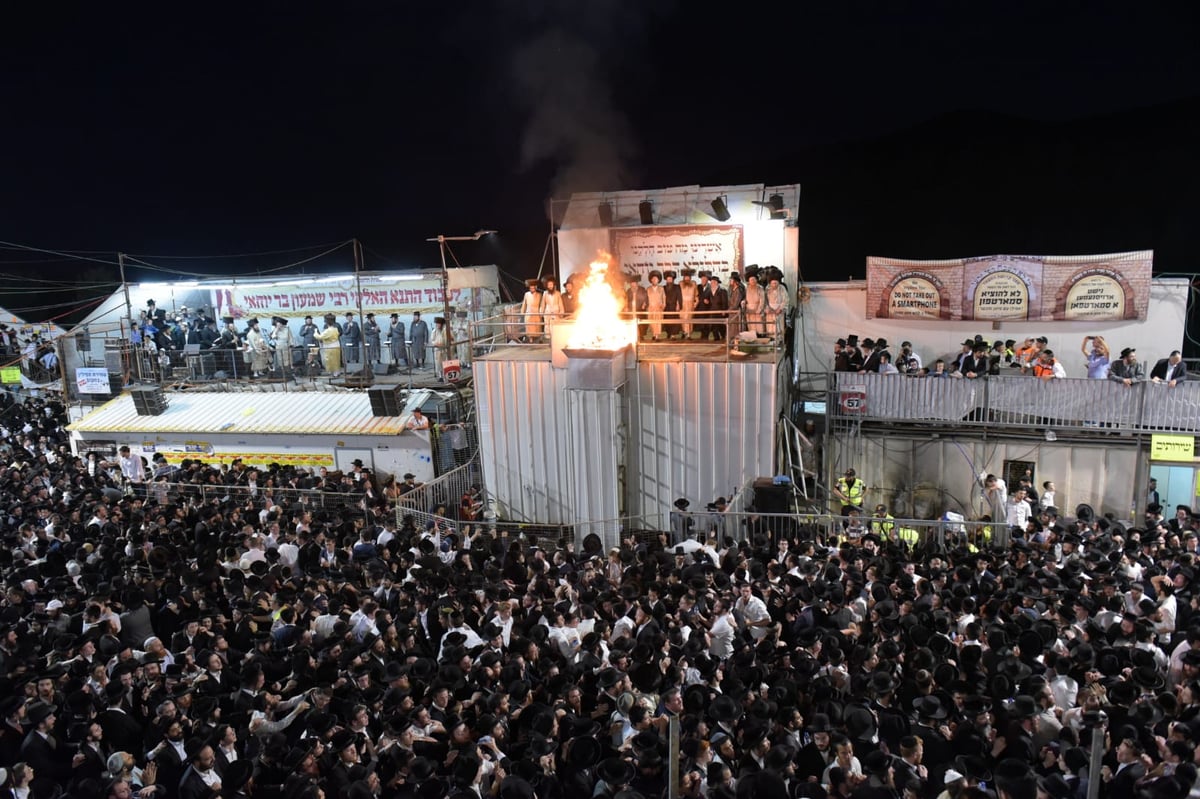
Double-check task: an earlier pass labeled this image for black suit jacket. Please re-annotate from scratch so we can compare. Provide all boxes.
[98,708,145,757]
[960,355,990,377]
[1150,358,1188,383]
[178,766,218,799]
[1104,761,1145,799]
[21,730,73,798]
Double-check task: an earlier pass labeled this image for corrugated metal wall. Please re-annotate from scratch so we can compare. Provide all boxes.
[627,360,782,530]
[474,360,575,525]
[565,388,625,545]
[826,432,1141,522]
[474,357,784,529]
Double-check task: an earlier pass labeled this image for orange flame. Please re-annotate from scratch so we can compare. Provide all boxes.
[567,256,637,350]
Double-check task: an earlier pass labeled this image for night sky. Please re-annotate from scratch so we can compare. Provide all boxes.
[2,3,1198,320]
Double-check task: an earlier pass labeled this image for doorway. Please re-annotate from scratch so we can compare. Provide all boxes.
[1148,463,1199,512]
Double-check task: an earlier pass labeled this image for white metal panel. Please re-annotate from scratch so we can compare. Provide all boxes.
[475,357,783,529]
[566,388,624,547]
[627,359,782,530]
[67,391,423,437]
[474,359,576,525]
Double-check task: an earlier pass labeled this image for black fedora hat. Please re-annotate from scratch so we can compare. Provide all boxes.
[807,713,831,733]
[912,695,946,720]
[596,757,635,787]
[955,755,993,782]
[223,760,255,793]
[710,694,743,723]
[1008,695,1039,720]
[565,735,602,769]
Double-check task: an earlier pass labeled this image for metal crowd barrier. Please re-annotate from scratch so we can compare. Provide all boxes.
[829,371,1200,433]
[143,479,373,514]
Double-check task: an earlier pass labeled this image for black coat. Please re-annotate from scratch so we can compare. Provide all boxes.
[178,765,218,799]
[21,730,74,799]
[1103,761,1145,799]
[97,708,145,757]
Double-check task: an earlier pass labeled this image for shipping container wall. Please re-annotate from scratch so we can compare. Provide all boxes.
[627,359,783,530]
[474,360,576,525]
[474,357,785,529]
[565,388,625,547]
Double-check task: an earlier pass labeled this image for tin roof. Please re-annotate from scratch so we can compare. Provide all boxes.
[68,390,424,436]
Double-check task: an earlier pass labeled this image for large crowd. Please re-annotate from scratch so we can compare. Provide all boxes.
[0,387,1197,799]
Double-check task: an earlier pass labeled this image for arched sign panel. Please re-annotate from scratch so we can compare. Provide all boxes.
[971,270,1031,320]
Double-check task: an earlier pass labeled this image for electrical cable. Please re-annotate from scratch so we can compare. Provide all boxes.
[5,291,116,316]
[0,240,121,267]
[123,240,353,278]
[127,241,349,260]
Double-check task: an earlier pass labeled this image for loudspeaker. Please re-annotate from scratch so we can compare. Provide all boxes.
[108,373,124,398]
[131,385,168,416]
[711,197,731,222]
[368,385,404,416]
[752,478,790,515]
[638,200,654,225]
[597,202,614,227]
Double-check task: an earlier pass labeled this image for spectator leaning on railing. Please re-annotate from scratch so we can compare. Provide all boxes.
[1108,347,1146,386]
[1150,350,1188,386]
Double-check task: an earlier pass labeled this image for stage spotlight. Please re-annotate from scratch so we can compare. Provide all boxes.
[711,196,731,222]
[768,193,786,220]
[598,202,614,227]
[639,200,654,225]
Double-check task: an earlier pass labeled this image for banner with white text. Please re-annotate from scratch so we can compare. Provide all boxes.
[610,225,744,278]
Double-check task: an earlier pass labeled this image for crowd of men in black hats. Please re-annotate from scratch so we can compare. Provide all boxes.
[0,389,1198,799]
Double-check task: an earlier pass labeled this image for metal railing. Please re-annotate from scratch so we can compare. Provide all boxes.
[141,478,374,513]
[673,509,996,552]
[394,452,484,521]
[397,503,990,555]
[829,371,1200,433]
[470,307,787,362]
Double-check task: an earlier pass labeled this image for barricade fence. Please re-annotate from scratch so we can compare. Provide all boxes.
[385,506,995,557]
[394,453,484,523]
[140,479,373,515]
[829,371,1200,433]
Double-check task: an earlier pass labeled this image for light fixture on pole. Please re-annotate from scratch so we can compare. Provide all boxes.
[425,230,497,374]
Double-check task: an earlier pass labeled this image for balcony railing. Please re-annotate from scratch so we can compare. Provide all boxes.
[471,307,787,362]
[829,371,1200,433]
